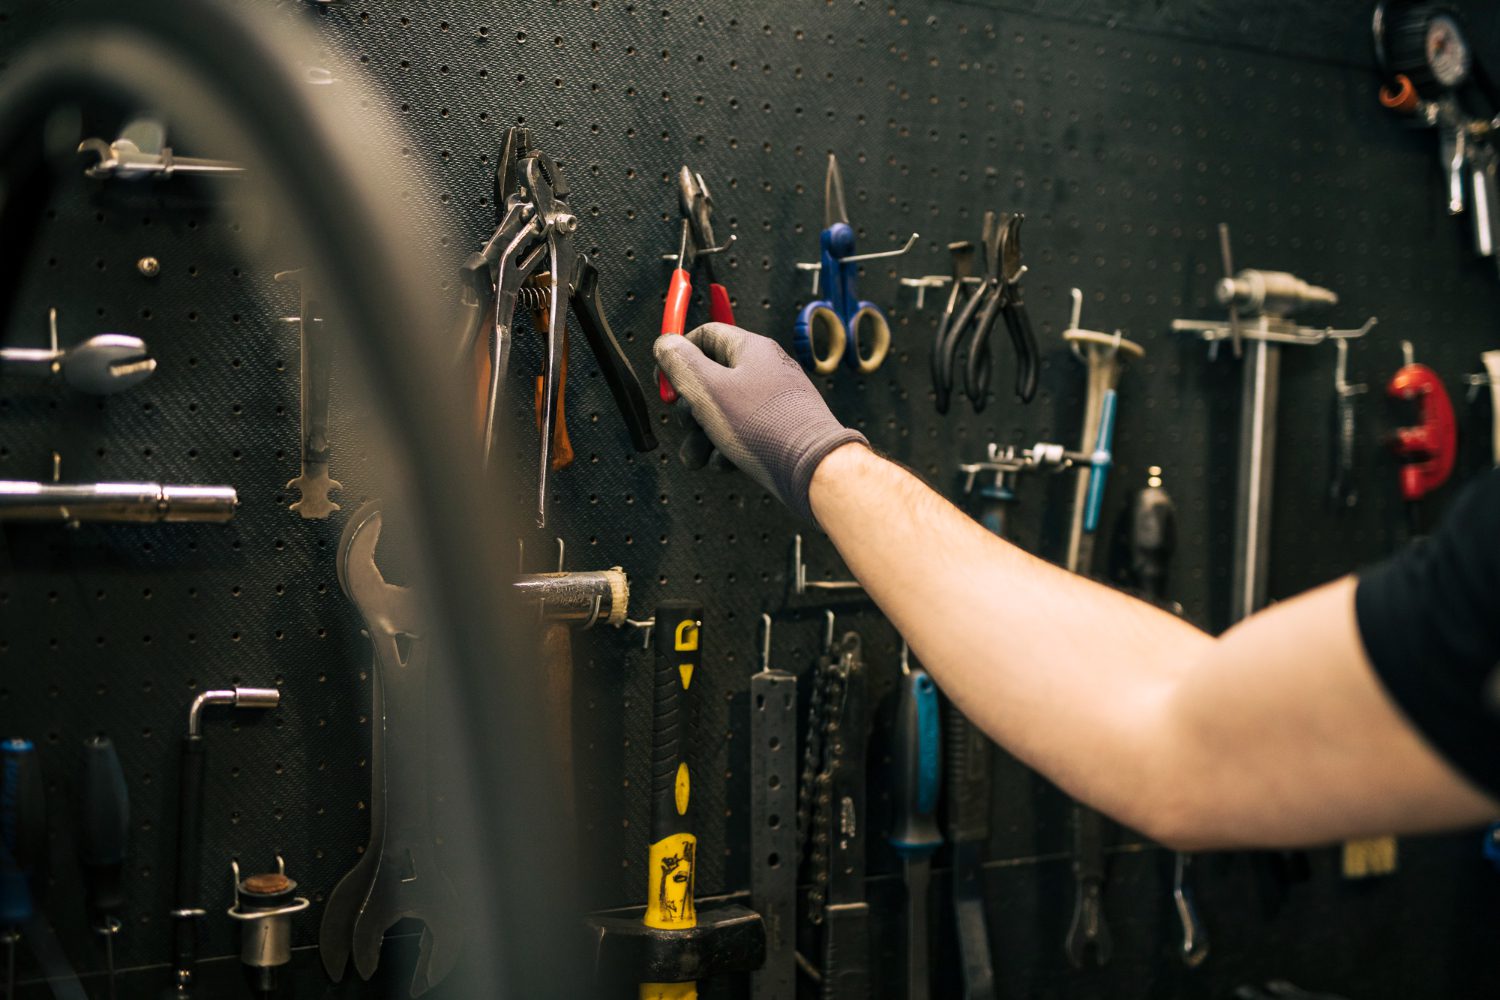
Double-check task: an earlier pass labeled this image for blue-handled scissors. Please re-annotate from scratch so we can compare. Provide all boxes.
[794,155,907,375]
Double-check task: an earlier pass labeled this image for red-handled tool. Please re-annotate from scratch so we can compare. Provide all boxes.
[660,221,693,404]
[1387,341,1456,534]
[658,166,737,405]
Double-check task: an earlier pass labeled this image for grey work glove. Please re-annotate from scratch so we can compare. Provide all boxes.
[654,323,868,522]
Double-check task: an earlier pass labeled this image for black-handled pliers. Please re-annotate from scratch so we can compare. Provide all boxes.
[930,211,1039,413]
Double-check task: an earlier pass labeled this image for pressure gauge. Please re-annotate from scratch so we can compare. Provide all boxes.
[1376,2,1474,98]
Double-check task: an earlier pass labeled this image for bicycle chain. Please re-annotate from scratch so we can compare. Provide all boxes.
[803,649,850,926]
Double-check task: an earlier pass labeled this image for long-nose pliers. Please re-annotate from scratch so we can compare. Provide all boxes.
[931,210,1040,413]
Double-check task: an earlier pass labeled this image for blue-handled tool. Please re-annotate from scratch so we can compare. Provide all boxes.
[1083,389,1118,533]
[794,154,915,376]
[890,642,942,1000]
[80,736,129,1000]
[1,738,45,1000]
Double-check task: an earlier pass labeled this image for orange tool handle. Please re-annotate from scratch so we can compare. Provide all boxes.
[658,267,692,404]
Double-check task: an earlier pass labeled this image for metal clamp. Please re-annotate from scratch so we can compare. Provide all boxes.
[791,534,864,596]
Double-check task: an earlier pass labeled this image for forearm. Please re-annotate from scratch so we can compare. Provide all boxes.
[809,443,1213,834]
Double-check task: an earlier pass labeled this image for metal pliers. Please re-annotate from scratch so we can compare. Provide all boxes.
[453,127,657,525]
[659,166,736,404]
[931,211,1039,413]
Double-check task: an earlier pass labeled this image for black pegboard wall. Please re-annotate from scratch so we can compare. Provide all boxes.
[2,1,1500,998]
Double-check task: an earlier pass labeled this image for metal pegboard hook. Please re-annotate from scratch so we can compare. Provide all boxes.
[619,618,655,649]
[759,613,773,674]
[823,610,836,654]
[791,534,864,596]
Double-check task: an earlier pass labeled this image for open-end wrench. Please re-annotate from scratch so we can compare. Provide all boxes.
[77,138,244,180]
[275,270,341,519]
[322,503,462,997]
[0,309,156,395]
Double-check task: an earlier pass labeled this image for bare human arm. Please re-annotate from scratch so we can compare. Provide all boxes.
[652,323,1499,851]
[810,442,1498,849]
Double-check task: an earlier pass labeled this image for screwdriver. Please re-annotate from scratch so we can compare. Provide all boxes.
[889,642,942,1000]
[80,737,129,1000]
[0,739,45,1000]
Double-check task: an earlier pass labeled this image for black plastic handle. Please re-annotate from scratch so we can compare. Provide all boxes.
[572,257,659,454]
[1129,483,1177,604]
[80,735,129,924]
[171,735,207,975]
[650,602,702,844]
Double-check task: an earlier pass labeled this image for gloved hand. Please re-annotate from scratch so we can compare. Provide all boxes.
[654,323,868,522]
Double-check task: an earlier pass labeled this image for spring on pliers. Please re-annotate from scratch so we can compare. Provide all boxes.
[516,284,551,311]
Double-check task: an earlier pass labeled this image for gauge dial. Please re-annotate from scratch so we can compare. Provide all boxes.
[1425,12,1473,89]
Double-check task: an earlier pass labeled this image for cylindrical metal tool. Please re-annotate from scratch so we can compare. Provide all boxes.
[512,568,629,626]
[170,687,280,995]
[0,481,237,523]
[227,857,310,999]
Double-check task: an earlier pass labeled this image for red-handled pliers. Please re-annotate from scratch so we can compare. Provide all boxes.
[659,166,736,403]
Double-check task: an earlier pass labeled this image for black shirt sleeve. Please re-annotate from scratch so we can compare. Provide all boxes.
[1356,468,1500,801]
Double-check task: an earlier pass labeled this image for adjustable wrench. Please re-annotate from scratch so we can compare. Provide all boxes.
[276,270,341,519]
[321,503,462,996]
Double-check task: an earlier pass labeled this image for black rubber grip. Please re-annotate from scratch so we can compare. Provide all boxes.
[80,735,129,922]
[650,601,702,843]
[572,258,659,454]
[943,705,992,845]
[172,735,207,972]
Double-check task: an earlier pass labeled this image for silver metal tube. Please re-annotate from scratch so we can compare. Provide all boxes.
[0,481,237,523]
[187,687,280,737]
[1231,339,1282,623]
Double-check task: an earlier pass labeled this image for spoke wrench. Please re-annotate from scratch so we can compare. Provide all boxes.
[320,503,462,996]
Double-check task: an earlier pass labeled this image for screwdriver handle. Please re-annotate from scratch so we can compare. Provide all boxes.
[889,669,943,858]
[80,736,129,926]
[0,739,45,926]
[645,601,702,931]
[1129,480,1177,605]
[1082,390,1118,534]
[707,283,735,326]
[658,268,691,404]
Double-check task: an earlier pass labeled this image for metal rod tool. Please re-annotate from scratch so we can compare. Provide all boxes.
[0,479,237,523]
[168,687,280,996]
